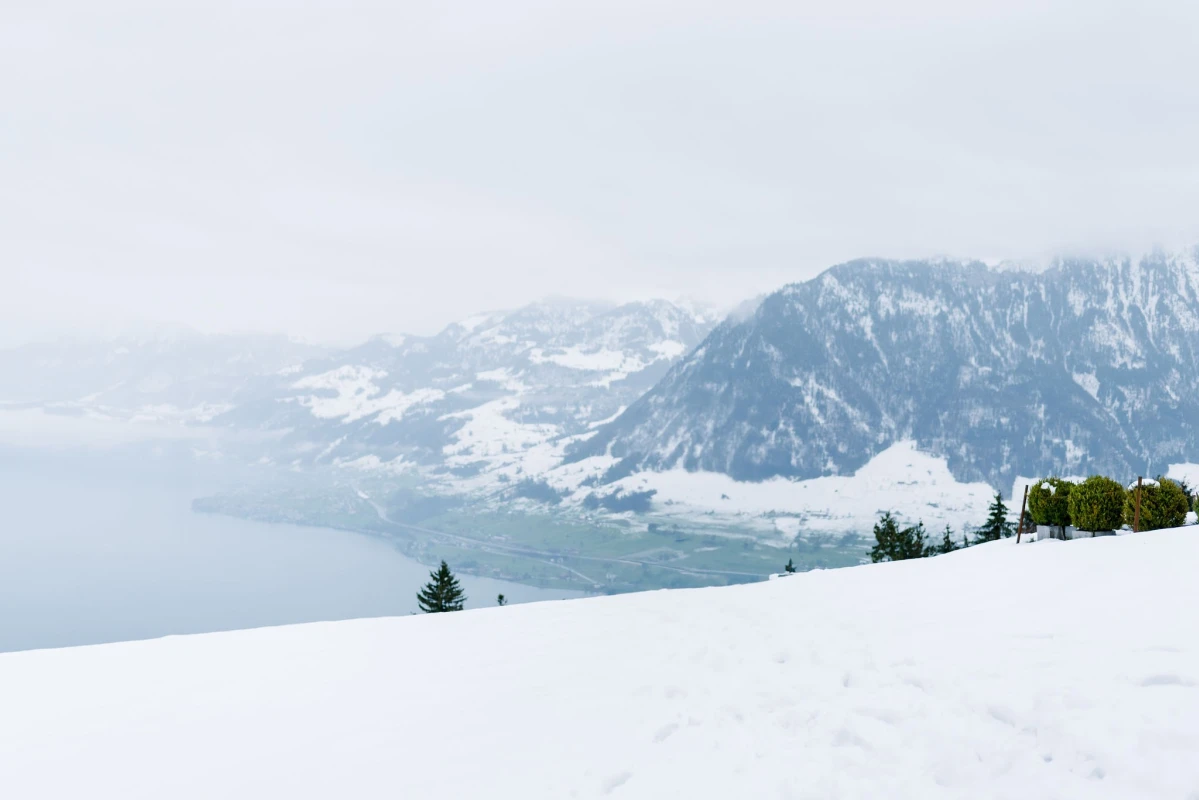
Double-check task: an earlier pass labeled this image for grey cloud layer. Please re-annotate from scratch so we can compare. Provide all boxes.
[3,0,1197,344]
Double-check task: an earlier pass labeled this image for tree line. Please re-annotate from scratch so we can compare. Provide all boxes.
[863,474,1194,565]
[866,491,1014,563]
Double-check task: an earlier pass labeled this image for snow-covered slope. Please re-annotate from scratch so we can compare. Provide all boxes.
[549,440,998,540]
[3,529,1196,799]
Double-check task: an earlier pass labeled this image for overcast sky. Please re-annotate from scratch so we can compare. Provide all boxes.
[3,0,1198,345]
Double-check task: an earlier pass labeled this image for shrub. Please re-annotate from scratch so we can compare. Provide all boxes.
[1123,477,1189,531]
[1067,476,1125,532]
[1028,477,1074,527]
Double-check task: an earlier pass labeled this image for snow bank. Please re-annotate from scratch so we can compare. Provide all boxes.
[2,530,1198,798]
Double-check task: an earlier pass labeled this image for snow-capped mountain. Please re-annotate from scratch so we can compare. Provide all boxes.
[237,298,716,482]
[574,249,1199,490]
[12,252,1199,540]
[1,299,717,484]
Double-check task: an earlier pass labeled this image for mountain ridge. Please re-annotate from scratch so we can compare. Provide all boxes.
[572,249,1199,489]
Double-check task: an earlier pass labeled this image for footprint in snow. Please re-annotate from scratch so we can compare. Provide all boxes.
[601,771,632,794]
[653,722,679,742]
[1140,674,1196,687]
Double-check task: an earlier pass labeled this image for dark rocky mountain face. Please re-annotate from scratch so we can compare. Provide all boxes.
[573,251,1199,489]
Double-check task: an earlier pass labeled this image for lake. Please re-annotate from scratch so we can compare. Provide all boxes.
[0,444,583,653]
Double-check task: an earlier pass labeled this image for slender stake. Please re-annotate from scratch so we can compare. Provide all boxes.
[1133,476,1143,533]
[1016,484,1029,543]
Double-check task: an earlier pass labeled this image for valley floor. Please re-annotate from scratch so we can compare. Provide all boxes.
[2,530,1197,798]
[195,485,865,593]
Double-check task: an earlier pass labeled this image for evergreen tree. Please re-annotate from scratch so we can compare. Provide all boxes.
[783,558,797,573]
[496,593,507,607]
[870,512,931,562]
[1175,477,1195,512]
[416,560,466,613]
[937,524,959,555]
[1018,508,1034,537]
[975,492,1013,542]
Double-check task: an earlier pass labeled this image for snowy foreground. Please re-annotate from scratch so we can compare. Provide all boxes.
[2,532,1198,799]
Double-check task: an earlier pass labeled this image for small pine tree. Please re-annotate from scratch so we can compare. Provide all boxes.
[496,593,507,607]
[416,560,466,613]
[783,558,797,573]
[870,512,900,563]
[975,492,1013,542]
[937,524,959,555]
[870,512,931,562]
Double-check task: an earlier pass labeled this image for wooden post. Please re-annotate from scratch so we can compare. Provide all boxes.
[1016,484,1029,543]
[1133,476,1143,533]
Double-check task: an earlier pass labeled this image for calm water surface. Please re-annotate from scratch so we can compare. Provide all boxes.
[0,446,581,653]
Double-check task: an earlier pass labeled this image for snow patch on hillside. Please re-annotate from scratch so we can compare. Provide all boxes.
[290,366,444,424]
[441,397,557,463]
[648,339,686,359]
[596,441,995,538]
[529,346,634,372]
[1167,462,1199,487]
[3,529,1197,798]
[1072,370,1100,400]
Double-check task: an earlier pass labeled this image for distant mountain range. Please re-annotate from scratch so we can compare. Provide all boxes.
[0,298,718,484]
[7,249,1199,535]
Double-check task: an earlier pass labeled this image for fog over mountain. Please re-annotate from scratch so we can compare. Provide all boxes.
[11,247,1199,518]
[5,1,1199,347]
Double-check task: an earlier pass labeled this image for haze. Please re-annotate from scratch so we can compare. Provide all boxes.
[4,0,1198,346]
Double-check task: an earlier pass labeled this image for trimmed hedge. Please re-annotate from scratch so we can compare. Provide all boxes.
[1123,477,1189,531]
[1067,475,1125,532]
[1028,477,1074,527]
